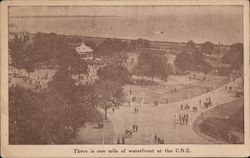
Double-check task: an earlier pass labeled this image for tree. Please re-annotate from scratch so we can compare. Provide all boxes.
[94,80,124,119]
[223,43,243,70]
[48,68,76,98]
[174,40,210,73]
[186,40,197,51]
[133,51,169,81]
[199,61,212,74]
[94,38,127,56]
[97,65,131,85]
[174,51,195,72]
[9,85,99,144]
[85,40,96,50]
[9,38,36,77]
[201,41,214,54]
[9,86,74,144]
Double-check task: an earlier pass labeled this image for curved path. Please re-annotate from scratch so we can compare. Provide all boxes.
[107,78,242,144]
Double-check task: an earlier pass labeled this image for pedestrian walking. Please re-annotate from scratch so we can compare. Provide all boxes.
[200,112,204,120]
[166,97,168,104]
[158,138,161,144]
[132,125,135,132]
[185,114,189,125]
[117,137,120,144]
[179,114,183,125]
[112,107,115,112]
[134,107,137,113]
[161,139,165,144]
[154,134,157,143]
[180,104,183,110]
[185,104,189,110]
[135,125,138,132]
[174,114,178,124]
[174,87,177,92]
[206,87,209,93]
[122,136,125,144]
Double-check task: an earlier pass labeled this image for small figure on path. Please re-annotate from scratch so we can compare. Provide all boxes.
[184,114,189,125]
[132,125,136,132]
[157,137,161,144]
[193,106,197,112]
[179,114,184,125]
[166,97,168,104]
[117,137,120,144]
[122,136,125,144]
[135,125,138,132]
[180,104,183,110]
[206,87,210,93]
[154,134,157,143]
[200,112,204,120]
[112,107,115,112]
[174,114,178,124]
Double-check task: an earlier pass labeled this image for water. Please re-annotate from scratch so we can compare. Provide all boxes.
[9,14,242,44]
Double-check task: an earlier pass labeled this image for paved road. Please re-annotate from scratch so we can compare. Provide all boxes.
[107,78,242,144]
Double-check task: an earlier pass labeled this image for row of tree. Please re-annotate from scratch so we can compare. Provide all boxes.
[174,41,243,73]
[85,38,150,56]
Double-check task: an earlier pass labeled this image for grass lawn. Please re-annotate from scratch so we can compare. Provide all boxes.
[194,98,244,144]
[124,74,229,104]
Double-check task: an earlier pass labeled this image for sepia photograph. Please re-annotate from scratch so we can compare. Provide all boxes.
[1,0,249,157]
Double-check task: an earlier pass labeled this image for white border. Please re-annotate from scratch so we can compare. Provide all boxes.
[1,0,249,157]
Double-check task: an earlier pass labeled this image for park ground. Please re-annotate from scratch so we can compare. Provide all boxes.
[9,67,243,144]
[75,74,243,144]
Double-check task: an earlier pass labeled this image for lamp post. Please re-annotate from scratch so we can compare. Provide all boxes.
[213,80,216,89]
[188,87,191,99]
[102,129,105,144]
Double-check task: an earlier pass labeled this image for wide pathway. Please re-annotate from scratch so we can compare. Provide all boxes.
[107,78,242,144]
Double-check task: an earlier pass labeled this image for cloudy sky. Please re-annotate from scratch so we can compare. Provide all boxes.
[9,6,243,45]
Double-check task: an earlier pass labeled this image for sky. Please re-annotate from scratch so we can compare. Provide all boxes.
[9,6,243,45]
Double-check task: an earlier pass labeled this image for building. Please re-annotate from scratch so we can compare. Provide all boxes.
[75,43,94,60]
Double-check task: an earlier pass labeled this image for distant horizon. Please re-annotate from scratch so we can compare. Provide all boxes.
[9,30,238,46]
[9,6,243,45]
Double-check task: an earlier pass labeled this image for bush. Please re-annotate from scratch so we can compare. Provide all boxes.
[132,79,158,85]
